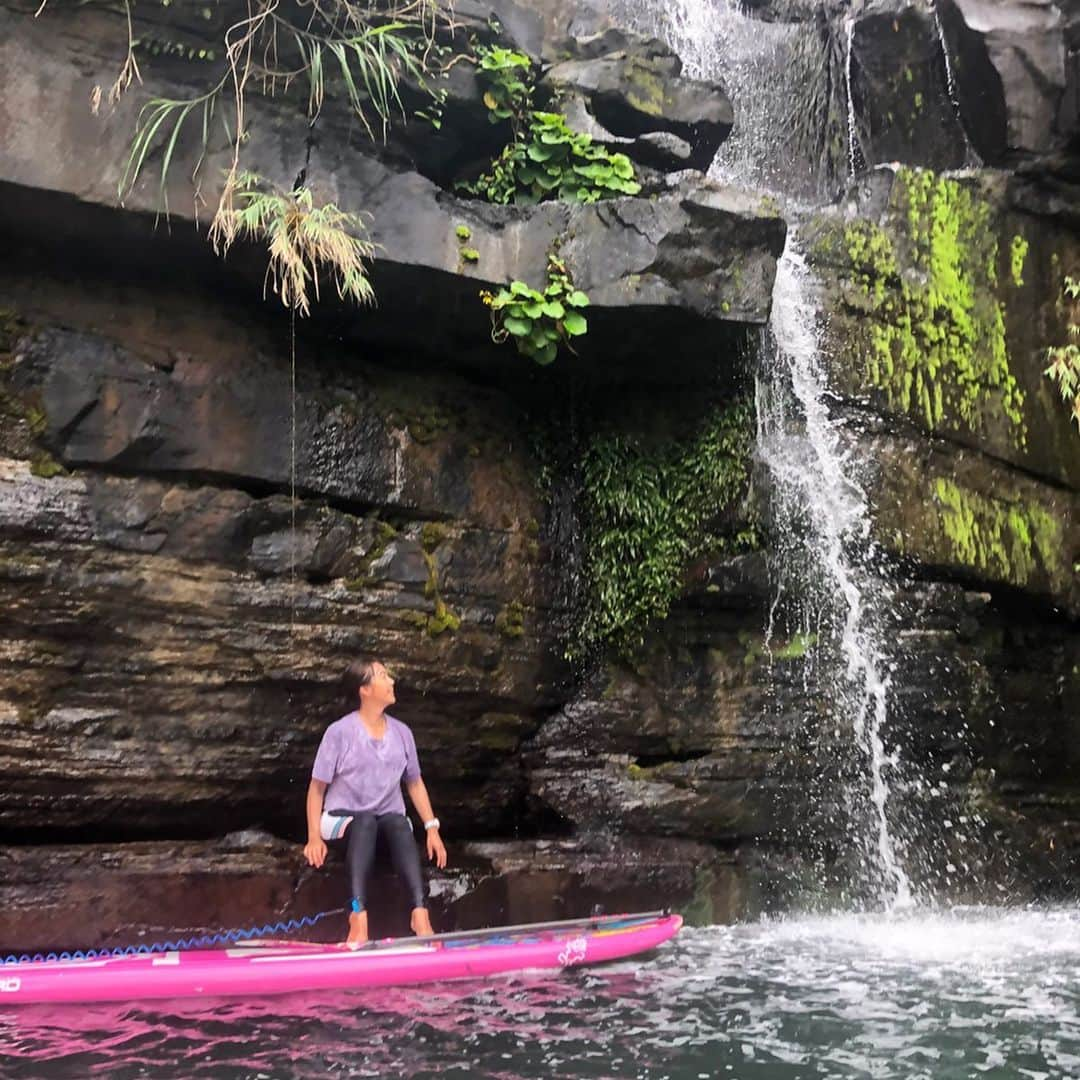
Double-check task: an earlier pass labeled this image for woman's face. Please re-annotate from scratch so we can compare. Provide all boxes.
[362,662,396,708]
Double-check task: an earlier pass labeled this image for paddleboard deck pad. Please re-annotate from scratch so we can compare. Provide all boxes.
[1,911,682,1004]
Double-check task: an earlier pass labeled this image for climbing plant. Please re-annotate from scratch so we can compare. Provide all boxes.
[575,399,756,657]
[480,249,589,365]
[1045,274,1080,432]
[463,44,640,205]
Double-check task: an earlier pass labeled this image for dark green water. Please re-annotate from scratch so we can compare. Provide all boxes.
[2,907,1078,1078]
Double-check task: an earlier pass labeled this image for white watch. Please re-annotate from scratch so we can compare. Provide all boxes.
[423,818,440,831]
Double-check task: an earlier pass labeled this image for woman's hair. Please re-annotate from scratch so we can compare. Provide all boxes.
[342,657,378,705]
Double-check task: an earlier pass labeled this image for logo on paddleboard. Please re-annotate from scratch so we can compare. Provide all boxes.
[0,977,21,993]
[557,937,587,968]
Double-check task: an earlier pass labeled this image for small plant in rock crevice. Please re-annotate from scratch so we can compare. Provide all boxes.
[1045,274,1080,432]
[462,44,640,206]
[480,249,589,365]
[475,44,533,132]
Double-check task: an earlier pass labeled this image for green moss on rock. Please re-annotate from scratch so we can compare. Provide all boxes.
[495,599,526,639]
[840,168,1026,444]
[1010,235,1028,288]
[29,453,65,479]
[427,598,461,637]
[933,477,1062,587]
[420,522,451,553]
[772,632,818,661]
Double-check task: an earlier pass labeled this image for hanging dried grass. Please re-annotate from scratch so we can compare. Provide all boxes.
[210,171,376,316]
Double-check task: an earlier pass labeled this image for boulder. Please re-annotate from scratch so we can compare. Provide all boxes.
[847,1,971,174]
[938,0,1077,161]
[543,47,734,172]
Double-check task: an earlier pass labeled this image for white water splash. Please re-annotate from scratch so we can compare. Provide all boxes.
[758,240,913,909]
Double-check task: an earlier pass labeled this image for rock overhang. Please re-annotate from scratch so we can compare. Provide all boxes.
[0,0,784,387]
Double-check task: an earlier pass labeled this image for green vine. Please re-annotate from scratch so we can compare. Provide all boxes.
[464,44,640,205]
[481,249,589,365]
[1045,274,1080,431]
[576,399,756,657]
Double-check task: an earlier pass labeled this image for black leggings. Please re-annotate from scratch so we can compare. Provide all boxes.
[332,811,426,913]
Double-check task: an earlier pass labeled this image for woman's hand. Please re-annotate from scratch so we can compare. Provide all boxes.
[426,828,447,869]
[304,837,328,868]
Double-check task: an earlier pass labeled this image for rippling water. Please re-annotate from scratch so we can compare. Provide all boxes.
[3,907,1079,1078]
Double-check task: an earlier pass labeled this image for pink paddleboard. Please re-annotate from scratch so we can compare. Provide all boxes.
[0,912,682,1005]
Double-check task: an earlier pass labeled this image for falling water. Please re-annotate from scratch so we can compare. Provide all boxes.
[931,0,983,167]
[609,0,838,198]
[758,239,914,909]
[844,16,860,179]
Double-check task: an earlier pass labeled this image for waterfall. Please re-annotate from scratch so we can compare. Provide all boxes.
[758,240,914,909]
[616,0,952,904]
[608,0,838,199]
[844,16,861,179]
[931,1,961,113]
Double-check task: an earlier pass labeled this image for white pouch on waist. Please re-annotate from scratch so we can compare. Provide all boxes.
[320,811,353,840]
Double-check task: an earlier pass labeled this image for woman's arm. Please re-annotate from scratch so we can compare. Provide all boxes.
[303,778,329,868]
[405,777,447,869]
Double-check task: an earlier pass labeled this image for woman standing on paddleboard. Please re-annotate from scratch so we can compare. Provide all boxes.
[303,658,448,946]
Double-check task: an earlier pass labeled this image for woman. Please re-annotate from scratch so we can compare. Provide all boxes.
[303,658,447,946]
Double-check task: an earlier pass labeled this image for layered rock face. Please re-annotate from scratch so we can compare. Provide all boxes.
[0,0,790,946]
[0,0,1078,955]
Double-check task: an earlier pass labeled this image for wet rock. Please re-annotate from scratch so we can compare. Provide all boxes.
[847,2,970,174]
[0,454,560,838]
[454,837,779,926]
[543,49,734,172]
[804,164,1080,492]
[5,321,539,529]
[0,833,784,955]
[866,430,1080,616]
[526,606,815,843]
[0,274,565,840]
[938,0,1078,161]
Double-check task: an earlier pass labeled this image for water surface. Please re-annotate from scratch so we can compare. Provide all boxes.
[3,907,1078,1078]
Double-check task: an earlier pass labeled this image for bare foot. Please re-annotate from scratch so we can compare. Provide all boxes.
[346,910,369,948]
[410,907,434,937]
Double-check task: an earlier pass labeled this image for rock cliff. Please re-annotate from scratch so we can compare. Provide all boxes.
[0,0,1077,951]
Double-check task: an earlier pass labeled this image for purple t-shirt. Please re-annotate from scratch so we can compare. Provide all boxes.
[311,712,421,817]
